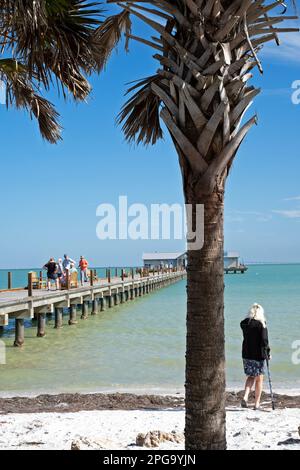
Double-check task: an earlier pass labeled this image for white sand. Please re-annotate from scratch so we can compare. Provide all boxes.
[0,406,299,450]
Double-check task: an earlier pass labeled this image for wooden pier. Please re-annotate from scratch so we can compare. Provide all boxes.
[0,269,186,346]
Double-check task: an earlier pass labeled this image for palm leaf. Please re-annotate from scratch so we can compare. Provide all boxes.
[0,0,103,99]
[0,58,62,143]
[117,75,163,145]
[93,9,132,72]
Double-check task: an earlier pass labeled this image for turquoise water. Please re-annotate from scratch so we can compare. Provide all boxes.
[0,265,299,394]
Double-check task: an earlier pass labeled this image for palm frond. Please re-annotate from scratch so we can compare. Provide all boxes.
[93,9,132,72]
[117,75,163,146]
[44,56,92,100]
[0,0,104,100]
[0,58,62,143]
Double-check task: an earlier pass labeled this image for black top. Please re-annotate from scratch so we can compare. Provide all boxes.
[240,318,270,361]
[44,262,57,275]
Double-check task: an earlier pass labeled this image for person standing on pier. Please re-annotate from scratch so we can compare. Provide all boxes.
[240,303,271,410]
[57,258,65,287]
[62,254,76,273]
[69,263,78,274]
[43,258,59,291]
[79,256,89,286]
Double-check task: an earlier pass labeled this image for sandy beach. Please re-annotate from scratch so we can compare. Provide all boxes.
[0,392,299,450]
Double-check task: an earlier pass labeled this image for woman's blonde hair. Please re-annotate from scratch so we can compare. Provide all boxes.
[247,303,266,328]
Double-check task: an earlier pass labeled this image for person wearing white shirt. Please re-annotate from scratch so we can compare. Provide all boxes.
[62,254,76,272]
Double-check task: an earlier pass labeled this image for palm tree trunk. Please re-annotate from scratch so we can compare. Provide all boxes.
[185,185,226,450]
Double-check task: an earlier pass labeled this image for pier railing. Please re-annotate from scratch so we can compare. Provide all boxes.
[0,266,185,292]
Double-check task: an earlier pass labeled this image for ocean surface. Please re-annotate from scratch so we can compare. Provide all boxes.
[0,265,299,395]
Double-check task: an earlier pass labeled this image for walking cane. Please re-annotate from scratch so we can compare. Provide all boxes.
[266,358,275,410]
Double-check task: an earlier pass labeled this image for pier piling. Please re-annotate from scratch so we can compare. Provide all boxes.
[37,313,46,337]
[100,296,106,311]
[28,273,33,297]
[69,305,77,325]
[8,272,12,290]
[130,286,135,300]
[91,298,99,315]
[39,271,43,289]
[54,307,63,329]
[14,319,24,347]
[81,300,89,319]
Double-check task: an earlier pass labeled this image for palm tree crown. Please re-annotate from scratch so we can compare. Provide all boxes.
[96,0,298,195]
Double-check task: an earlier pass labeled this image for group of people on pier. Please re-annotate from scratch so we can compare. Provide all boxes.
[43,254,89,290]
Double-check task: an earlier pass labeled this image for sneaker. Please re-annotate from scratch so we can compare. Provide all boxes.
[241,399,248,408]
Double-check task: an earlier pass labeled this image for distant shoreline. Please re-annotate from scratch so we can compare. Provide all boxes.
[246,262,300,266]
[1,262,300,271]
[1,385,300,400]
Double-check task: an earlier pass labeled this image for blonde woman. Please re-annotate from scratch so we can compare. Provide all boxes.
[240,303,271,410]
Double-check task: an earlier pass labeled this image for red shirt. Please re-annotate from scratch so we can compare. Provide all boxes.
[79,259,88,271]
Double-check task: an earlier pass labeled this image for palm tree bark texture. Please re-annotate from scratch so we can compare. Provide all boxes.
[95,0,298,449]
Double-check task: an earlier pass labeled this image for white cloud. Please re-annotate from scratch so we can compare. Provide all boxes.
[273,210,300,218]
[230,210,262,216]
[226,215,244,223]
[263,30,300,63]
[284,195,300,201]
[227,210,272,223]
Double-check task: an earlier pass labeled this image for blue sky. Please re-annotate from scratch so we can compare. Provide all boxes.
[0,2,300,268]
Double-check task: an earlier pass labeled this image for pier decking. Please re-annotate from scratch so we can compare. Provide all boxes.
[0,270,186,346]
